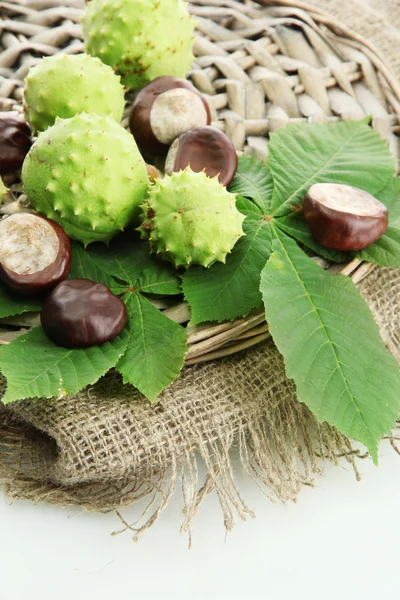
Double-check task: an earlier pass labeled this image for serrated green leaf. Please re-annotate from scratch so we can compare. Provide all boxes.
[358,177,400,267]
[82,234,181,296]
[0,327,129,404]
[229,155,274,213]
[236,196,264,219]
[260,229,400,462]
[182,215,273,325]
[70,242,127,295]
[0,285,42,319]
[134,264,182,296]
[116,292,187,401]
[374,176,400,219]
[269,120,395,217]
[359,228,400,267]
[276,212,353,263]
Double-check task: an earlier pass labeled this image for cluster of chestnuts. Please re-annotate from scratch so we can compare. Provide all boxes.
[0,106,129,350]
[129,76,238,187]
[128,76,389,251]
[0,213,127,349]
[0,75,241,352]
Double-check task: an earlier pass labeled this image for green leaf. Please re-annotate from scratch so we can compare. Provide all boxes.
[268,120,395,217]
[182,204,273,325]
[0,327,128,404]
[228,155,274,213]
[358,177,400,267]
[70,242,127,296]
[260,229,400,462]
[276,211,353,263]
[116,292,187,401]
[375,177,400,219]
[0,285,42,319]
[360,228,400,267]
[82,234,182,296]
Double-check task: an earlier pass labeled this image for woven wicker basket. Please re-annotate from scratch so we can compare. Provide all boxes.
[0,0,399,365]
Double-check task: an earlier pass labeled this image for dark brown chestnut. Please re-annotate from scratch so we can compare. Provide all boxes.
[129,76,211,156]
[164,126,238,187]
[303,183,389,251]
[0,213,71,295]
[0,112,32,174]
[41,279,128,349]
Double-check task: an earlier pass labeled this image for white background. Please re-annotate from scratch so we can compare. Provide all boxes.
[1,440,399,599]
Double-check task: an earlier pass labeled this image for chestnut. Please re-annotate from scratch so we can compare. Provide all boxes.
[0,213,71,295]
[165,126,238,187]
[303,183,389,251]
[0,112,32,174]
[40,279,128,349]
[129,76,211,156]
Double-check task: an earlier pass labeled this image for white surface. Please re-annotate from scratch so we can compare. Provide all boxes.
[1,440,400,600]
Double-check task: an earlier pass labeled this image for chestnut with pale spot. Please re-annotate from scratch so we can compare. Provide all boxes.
[0,213,71,295]
[129,76,211,156]
[41,279,128,349]
[303,183,389,251]
[165,126,238,187]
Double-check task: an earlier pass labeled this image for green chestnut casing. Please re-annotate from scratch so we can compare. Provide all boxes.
[22,113,148,246]
[138,168,246,268]
[24,53,126,133]
[82,0,195,90]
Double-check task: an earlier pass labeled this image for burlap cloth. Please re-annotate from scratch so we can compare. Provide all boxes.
[1,0,400,539]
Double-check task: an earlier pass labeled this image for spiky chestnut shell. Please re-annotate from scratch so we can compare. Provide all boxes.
[24,53,125,133]
[22,113,148,246]
[138,169,246,268]
[82,0,195,90]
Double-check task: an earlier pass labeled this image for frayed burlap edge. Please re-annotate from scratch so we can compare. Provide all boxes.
[0,371,369,541]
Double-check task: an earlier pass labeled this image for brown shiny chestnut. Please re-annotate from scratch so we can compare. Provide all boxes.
[0,213,71,295]
[0,112,32,174]
[41,279,128,349]
[165,126,238,187]
[129,76,211,156]
[303,183,389,251]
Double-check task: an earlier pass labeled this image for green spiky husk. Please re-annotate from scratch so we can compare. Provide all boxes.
[24,53,125,133]
[22,113,148,246]
[82,0,195,90]
[138,169,246,268]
